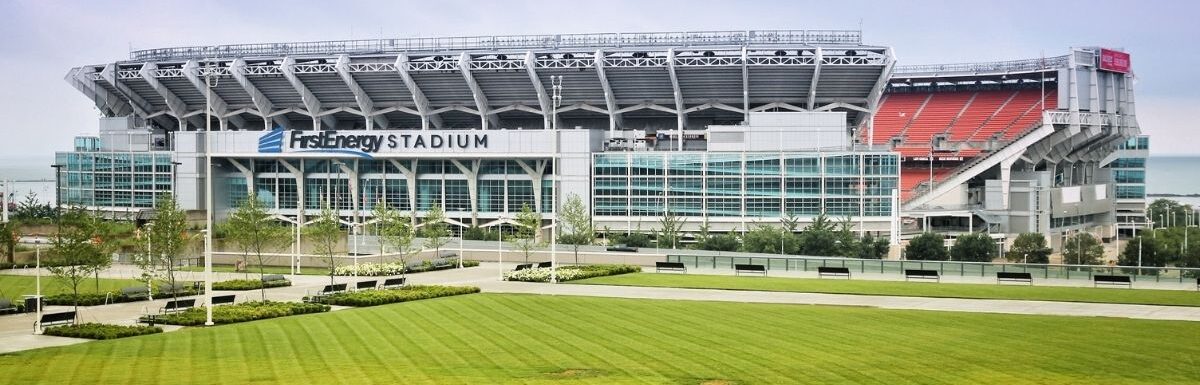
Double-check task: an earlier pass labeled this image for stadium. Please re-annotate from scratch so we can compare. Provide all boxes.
[56,30,1143,255]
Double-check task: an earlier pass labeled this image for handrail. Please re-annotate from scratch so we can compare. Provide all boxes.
[895,55,1070,75]
[128,30,864,62]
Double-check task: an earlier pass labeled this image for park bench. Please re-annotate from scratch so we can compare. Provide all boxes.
[996,271,1033,285]
[818,266,851,279]
[37,311,76,329]
[160,298,196,314]
[734,264,767,277]
[655,261,687,273]
[381,277,406,289]
[0,298,17,315]
[355,280,378,291]
[514,263,533,271]
[904,269,940,282]
[304,283,348,303]
[211,294,236,306]
[432,258,454,269]
[537,261,553,269]
[261,274,288,285]
[157,282,189,295]
[120,286,150,301]
[1094,275,1132,288]
[606,245,639,252]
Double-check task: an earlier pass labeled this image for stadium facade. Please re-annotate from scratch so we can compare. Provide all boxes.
[55,30,1142,252]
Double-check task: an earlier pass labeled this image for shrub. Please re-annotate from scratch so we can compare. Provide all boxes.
[147,301,329,326]
[212,279,292,291]
[504,264,641,282]
[315,285,480,307]
[334,259,481,276]
[43,323,162,340]
[42,287,201,306]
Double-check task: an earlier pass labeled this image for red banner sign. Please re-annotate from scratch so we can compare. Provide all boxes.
[1099,49,1131,73]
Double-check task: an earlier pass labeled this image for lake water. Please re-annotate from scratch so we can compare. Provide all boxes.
[1,155,1198,205]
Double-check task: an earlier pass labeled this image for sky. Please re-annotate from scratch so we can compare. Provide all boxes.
[0,0,1196,159]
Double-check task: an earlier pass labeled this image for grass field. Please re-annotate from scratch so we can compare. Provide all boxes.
[1,294,1199,384]
[574,273,1200,307]
[0,275,141,302]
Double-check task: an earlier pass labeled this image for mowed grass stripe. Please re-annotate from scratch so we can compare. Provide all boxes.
[575,272,1200,307]
[2,294,1200,384]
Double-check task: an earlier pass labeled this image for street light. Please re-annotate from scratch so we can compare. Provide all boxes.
[202,61,216,327]
[33,240,42,334]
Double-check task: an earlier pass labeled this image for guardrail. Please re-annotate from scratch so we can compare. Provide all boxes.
[129,30,864,62]
[667,254,1200,283]
[894,55,1069,75]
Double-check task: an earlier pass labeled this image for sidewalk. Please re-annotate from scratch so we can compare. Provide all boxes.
[3,262,1200,354]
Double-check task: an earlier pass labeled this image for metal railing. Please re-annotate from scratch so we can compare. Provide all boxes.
[667,254,1200,283]
[894,55,1070,75]
[128,30,863,62]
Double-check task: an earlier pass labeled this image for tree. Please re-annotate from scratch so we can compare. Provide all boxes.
[305,205,343,286]
[46,208,113,318]
[1147,198,1194,228]
[378,207,417,278]
[742,223,784,254]
[1117,235,1167,274]
[1062,232,1103,265]
[421,204,450,258]
[511,203,543,262]
[223,193,292,301]
[147,194,190,305]
[693,220,741,252]
[655,209,686,251]
[905,232,949,261]
[0,220,18,264]
[854,233,889,260]
[1008,233,1051,264]
[463,225,499,241]
[371,201,400,264]
[950,233,996,262]
[13,192,54,220]
[557,194,593,264]
[797,213,839,256]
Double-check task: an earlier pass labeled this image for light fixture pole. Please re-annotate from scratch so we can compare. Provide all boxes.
[497,218,504,281]
[549,75,562,284]
[34,240,41,333]
[203,62,215,326]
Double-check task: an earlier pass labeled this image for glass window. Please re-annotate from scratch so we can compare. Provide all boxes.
[594,177,628,196]
[1113,170,1145,184]
[445,180,470,212]
[594,154,628,176]
[630,177,665,196]
[479,180,505,212]
[863,154,898,176]
[706,154,742,176]
[630,197,663,216]
[784,198,820,215]
[417,179,442,210]
[785,178,821,197]
[386,179,409,210]
[595,197,627,216]
[667,197,702,216]
[863,177,898,197]
[705,198,741,217]
[668,154,703,176]
[278,178,297,210]
[825,198,860,216]
[745,178,781,197]
[746,198,781,217]
[542,179,554,213]
[668,178,703,196]
[227,177,248,207]
[864,198,891,217]
[825,177,861,197]
[1115,185,1144,199]
[630,155,665,176]
[745,155,780,176]
[785,155,820,176]
[507,180,535,212]
[706,177,741,197]
[824,155,859,176]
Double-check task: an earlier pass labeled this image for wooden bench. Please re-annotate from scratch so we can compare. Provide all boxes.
[355,280,378,291]
[1094,275,1132,288]
[211,294,236,306]
[38,311,76,329]
[261,274,288,285]
[381,277,406,289]
[514,263,533,271]
[120,286,150,301]
[536,261,553,269]
[160,298,196,313]
[904,269,940,282]
[997,271,1033,285]
[817,266,851,279]
[0,298,18,315]
[655,261,687,273]
[734,264,767,276]
[606,245,639,252]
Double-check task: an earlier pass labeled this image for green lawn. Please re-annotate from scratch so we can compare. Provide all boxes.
[1,294,1199,384]
[0,275,141,302]
[178,264,330,276]
[574,273,1200,307]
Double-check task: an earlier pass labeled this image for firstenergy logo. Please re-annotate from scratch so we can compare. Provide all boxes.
[257,129,490,159]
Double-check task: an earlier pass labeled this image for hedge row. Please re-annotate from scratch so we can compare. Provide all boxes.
[314,285,480,307]
[147,301,329,326]
[44,323,162,340]
[504,264,642,283]
[212,279,292,291]
[334,259,482,276]
[43,288,202,306]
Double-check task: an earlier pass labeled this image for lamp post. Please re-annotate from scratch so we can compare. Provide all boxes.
[202,62,215,327]
[34,240,42,333]
[497,218,504,281]
[549,75,562,284]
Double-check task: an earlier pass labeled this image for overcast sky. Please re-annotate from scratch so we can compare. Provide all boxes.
[1,0,1195,158]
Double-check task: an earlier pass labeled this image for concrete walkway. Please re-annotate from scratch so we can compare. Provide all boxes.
[3,262,1200,354]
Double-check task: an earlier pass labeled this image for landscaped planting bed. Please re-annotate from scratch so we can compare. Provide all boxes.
[212,279,292,291]
[146,301,329,326]
[504,264,641,282]
[42,288,201,306]
[43,323,162,340]
[313,285,479,307]
[333,259,480,276]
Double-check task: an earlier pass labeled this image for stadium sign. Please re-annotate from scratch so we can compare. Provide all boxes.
[1098,49,1131,73]
[257,128,488,158]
